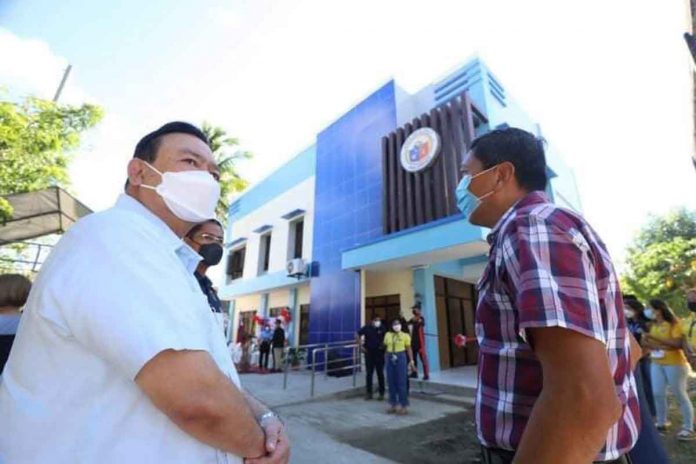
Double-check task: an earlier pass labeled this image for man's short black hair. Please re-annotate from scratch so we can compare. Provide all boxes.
[186,219,224,239]
[469,127,547,192]
[133,121,209,163]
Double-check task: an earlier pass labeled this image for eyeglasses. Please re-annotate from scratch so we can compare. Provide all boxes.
[194,233,224,245]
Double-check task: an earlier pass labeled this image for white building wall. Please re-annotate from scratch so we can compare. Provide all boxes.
[229,176,315,279]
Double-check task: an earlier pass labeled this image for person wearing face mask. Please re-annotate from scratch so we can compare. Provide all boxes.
[407,304,429,381]
[681,289,696,372]
[457,128,640,464]
[642,298,694,440]
[0,122,289,464]
[357,315,387,400]
[623,297,656,418]
[184,219,225,316]
[383,319,415,415]
[621,296,670,464]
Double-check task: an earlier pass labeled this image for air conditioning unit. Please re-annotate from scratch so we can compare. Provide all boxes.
[287,258,307,278]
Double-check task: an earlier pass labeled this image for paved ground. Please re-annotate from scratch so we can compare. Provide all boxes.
[240,370,475,463]
[240,369,364,408]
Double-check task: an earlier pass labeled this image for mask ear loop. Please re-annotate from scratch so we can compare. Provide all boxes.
[469,165,501,202]
[139,161,163,191]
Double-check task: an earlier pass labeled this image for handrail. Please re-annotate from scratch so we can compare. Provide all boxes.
[282,340,361,396]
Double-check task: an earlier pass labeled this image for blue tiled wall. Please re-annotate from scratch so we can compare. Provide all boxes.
[309,81,397,344]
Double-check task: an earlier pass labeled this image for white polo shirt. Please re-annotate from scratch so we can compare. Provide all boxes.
[0,195,243,464]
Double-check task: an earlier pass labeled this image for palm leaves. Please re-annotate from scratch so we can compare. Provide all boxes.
[200,122,252,226]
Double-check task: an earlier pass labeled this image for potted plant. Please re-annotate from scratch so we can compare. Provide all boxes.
[285,347,306,370]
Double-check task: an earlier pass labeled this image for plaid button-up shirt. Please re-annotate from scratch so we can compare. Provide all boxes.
[475,191,640,460]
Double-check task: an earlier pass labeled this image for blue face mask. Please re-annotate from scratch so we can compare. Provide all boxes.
[455,166,498,219]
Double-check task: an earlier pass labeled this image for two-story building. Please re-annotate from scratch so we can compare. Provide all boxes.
[219,57,582,373]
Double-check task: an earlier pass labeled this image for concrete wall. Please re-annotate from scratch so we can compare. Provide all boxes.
[228,176,315,280]
[309,81,398,344]
[365,269,416,318]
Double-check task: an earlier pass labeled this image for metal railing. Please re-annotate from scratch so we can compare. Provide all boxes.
[282,340,361,397]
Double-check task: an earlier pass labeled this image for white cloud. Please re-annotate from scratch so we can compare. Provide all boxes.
[0,28,94,105]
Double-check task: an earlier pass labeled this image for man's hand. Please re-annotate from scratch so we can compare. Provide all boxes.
[244,417,290,464]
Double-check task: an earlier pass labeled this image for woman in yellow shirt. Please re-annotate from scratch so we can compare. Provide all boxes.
[643,299,695,441]
[383,319,416,415]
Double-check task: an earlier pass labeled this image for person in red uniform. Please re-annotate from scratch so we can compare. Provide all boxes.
[408,303,429,380]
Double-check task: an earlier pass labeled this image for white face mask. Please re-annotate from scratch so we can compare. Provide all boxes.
[392,324,402,332]
[373,320,381,328]
[140,161,220,223]
[624,310,635,319]
[644,309,654,320]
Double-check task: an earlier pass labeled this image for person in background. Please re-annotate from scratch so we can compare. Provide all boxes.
[642,298,695,441]
[271,319,285,373]
[183,218,225,315]
[623,297,656,418]
[259,324,273,371]
[356,315,386,400]
[621,296,670,464]
[383,318,415,415]
[458,127,639,463]
[0,274,31,374]
[682,288,696,372]
[408,304,429,381]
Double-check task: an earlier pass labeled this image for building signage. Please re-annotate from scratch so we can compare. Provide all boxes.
[399,127,441,173]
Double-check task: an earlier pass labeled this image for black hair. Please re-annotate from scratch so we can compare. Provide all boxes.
[186,219,223,239]
[134,121,209,163]
[649,298,678,325]
[125,121,209,189]
[624,298,650,324]
[469,127,547,192]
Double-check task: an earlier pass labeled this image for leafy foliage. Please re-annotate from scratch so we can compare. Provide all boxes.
[622,209,696,315]
[0,93,103,221]
[200,122,251,226]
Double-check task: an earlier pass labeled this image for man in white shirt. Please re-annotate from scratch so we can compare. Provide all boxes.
[0,122,290,464]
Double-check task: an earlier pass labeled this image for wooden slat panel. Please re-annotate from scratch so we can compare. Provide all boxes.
[421,113,434,223]
[404,122,415,229]
[381,136,390,234]
[438,102,454,216]
[449,96,466,173]
[381,90,483,234]
[461,94,476,147]
[395,128,407,231]
[388,132,398,233]
[442,102,460,215]
[411,118,425,225]
[429,107,446,220]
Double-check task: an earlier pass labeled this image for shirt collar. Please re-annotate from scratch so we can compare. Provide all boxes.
[486,191,550,245]
[114,194,202,274]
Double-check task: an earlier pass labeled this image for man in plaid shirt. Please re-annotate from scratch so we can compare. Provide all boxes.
[456,128,640,463]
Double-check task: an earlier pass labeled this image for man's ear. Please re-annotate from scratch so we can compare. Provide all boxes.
[496,161,516,185]
[127,159,145,187]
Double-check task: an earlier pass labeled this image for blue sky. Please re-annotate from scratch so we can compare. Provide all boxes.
[1,0,695,271]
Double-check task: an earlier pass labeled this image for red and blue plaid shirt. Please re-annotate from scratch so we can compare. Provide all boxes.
[475,191,640,460]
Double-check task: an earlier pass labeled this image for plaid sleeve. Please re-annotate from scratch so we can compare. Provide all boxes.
[502,213,606,345]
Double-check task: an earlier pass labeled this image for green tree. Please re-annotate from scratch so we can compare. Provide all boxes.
[622,208,696,314]
[200,122,251,226]
[0,93,103,221]
[0,93,103,273]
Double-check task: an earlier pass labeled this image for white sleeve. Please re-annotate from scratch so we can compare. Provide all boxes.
[42,221,211,380]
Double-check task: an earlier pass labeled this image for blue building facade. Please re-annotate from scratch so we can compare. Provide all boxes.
[221,57,581,373]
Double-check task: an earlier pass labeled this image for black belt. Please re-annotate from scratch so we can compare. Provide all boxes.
[480,446,632,464]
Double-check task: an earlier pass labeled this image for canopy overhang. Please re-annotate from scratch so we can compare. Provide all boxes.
[0,187,92,245]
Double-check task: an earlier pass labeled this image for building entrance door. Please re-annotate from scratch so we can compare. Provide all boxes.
[365,295,401,325]
[434,276,478,369]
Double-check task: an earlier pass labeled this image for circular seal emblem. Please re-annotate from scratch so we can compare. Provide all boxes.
[400,127,441,173]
